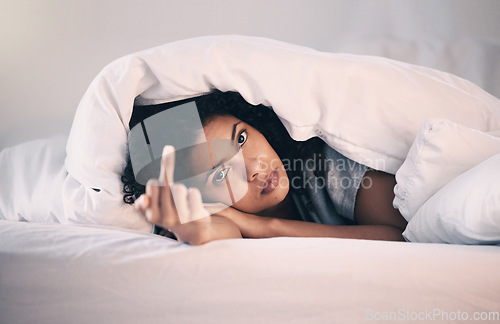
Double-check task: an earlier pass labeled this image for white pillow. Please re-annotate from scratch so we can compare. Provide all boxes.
[394,118,500,221]
[402,153,500,244]
[0,137,67,222]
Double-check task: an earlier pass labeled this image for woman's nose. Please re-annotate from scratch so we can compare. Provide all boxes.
[245,156,266,182]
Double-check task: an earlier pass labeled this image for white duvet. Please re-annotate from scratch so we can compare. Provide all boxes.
[1,35,499,242]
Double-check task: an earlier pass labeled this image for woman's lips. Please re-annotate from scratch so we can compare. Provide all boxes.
[261,169,279,195]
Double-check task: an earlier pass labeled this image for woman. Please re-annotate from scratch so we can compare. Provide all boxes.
[123,90,407,245]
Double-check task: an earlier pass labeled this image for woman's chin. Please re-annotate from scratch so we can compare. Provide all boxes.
[257,186,290,214]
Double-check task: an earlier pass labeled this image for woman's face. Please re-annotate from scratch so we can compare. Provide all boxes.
[185,115,289,213]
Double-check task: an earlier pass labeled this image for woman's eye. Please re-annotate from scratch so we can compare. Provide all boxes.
[213,167,230,183]
[237,130,248,146]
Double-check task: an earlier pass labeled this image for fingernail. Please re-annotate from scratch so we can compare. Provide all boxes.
[163,145,174,157]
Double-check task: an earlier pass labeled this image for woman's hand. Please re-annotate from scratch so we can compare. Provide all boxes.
[135,145,242,245]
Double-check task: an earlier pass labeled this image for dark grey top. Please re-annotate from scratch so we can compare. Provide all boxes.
[291,144,369,225]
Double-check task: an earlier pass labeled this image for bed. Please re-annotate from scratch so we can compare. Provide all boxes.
[1,33,500,324]
[1,220,499,324]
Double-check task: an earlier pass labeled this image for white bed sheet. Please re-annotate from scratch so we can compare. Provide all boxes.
[1,220,499,324]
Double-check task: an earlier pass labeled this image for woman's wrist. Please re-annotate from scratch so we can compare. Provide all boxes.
[237,212,275,238]
[168,215,243,245]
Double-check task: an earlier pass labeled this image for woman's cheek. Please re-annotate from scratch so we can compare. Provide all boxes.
[201,186,233,205]
[201,176,250,207]
[226,172,251,206]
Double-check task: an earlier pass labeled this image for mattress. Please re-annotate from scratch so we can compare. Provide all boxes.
[1,220,499,324]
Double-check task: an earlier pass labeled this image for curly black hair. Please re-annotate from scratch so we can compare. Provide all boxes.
[121,90,324,205]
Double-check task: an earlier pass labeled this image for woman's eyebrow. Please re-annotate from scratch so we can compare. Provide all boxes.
[231,121,242,142]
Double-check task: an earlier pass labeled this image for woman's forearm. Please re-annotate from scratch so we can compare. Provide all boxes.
[261,217,405,241]
[216,208,405,242]
[270,218,406,241]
